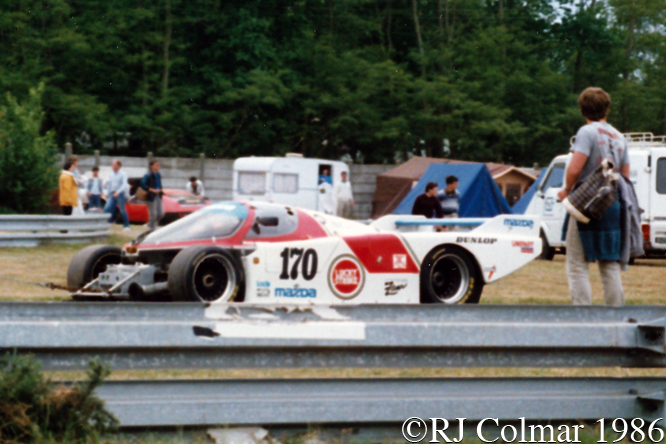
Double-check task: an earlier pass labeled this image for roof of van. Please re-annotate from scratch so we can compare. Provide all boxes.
[233,156,348,171]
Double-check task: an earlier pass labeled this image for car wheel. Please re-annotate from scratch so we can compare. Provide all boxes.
[420,245,483,304]
[539,231,555,261]
[67,245,122,289]
[168,246,245,303]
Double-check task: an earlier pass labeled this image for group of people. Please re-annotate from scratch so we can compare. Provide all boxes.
[59,158,208,232]
[317,168,355,218]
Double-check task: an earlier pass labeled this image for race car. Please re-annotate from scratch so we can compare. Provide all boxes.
[66,201,541,304]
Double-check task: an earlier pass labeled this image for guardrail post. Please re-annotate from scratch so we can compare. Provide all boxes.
[199,153,205,182]
[94,150,100,168]
[65,142,73,158]
[147,152,154,167]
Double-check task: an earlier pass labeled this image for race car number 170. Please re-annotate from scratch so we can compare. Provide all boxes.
[279,248,318,281]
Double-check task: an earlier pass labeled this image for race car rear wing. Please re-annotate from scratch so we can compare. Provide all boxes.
[371,214,540,236]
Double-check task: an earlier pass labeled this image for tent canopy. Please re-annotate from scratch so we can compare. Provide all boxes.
[393,164,513,217]
[511,168,546,214]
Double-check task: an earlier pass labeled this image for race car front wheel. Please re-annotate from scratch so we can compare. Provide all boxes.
[168,246,245,303]
[67,245,122,289]
[420,245,483,304]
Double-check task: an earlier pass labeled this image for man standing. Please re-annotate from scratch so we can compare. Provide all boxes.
[186,176,205,196]
[557,87,629,306]
[412,181,444,219]
[104,159,131,232]
[59,161,78,215]
[141,160,164,231]
[437,175,460,218]
[86,167,103,211]
[334,171,355,218]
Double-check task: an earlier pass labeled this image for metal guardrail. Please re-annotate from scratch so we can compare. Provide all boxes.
[0,214,110,246]
[2,302,666,370]
[96,377,666,427]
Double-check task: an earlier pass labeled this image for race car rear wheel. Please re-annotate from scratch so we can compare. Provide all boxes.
[67,245,122,289]
[420,245,483,304]
[168,246,245,303]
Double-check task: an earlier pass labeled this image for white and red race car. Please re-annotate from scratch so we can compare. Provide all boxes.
[67,201,541,304]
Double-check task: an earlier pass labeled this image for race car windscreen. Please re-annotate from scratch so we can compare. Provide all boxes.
[141,204,246,244]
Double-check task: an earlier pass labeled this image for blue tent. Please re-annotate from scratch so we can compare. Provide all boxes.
[511,169,545,214]
[393,164,512,217]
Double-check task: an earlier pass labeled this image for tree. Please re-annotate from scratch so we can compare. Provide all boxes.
[0,84,59,214]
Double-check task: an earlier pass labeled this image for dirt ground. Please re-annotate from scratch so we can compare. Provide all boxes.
[0,224,663,304]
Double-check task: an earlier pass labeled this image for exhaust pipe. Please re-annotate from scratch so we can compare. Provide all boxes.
[128,282,169,301]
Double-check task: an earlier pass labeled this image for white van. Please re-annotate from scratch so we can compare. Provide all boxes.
[232,154,350,213]
[525,133,666,259]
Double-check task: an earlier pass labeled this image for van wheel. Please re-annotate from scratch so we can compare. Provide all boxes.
[420,245,483,304]
[67,245,122,289]
[168,246,245,303]
[539,231,555,261]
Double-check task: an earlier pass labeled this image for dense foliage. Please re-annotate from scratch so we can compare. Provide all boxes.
[0,0,665,165]
[0,354,118,443]
[0,84,58,214]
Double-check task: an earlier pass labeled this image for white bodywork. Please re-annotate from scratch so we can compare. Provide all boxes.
[232,156,350,212]
[524,133,666,254]
[241,213,541,304]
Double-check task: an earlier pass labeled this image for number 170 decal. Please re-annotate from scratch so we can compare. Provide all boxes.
[279,248,318,280]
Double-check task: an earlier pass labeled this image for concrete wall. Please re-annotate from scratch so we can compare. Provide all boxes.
[74,154,393,219]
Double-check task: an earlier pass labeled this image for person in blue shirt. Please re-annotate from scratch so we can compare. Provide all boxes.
[140,160,164,230]
[104,159,131,231]
[437,175,460,217]
[86,167,103,211]
[318,168,333,185]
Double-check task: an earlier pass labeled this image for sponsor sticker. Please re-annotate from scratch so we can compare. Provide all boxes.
[504,219,535,229]
[257,281,270,288]
[512,240,534,253]
[275,288,317,298]
[384,279,408,296]
[393,254,407,269]
[456,237,497,244]
[256,287,271,297]
[328,255,366,300]
[483,266,496,280]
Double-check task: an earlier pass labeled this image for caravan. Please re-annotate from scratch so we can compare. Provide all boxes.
[232,154,350,213]
[525,133,666,259]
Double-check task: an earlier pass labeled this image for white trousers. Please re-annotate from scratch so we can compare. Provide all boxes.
[565,216,624,306]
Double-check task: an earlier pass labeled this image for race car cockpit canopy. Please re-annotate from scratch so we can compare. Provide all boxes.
[140,202,248,244]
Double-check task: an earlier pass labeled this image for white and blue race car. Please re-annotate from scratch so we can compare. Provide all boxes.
[67,201,541,304]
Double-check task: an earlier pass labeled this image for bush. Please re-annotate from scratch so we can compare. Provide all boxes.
[0,354,118,443]
[0,84,59,214]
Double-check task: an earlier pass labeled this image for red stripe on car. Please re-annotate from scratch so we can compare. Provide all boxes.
[342,234,419,273]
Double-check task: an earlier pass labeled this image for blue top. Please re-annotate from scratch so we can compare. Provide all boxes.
[141,172,163,201]
[318,174,333,185]
[437,189,461,215]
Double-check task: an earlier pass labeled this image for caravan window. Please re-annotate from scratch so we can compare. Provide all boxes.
[238,172,266,195]
[657,158,666,194]
[273,173,299,194]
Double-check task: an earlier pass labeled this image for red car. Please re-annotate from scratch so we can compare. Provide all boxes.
[125,188,209,225]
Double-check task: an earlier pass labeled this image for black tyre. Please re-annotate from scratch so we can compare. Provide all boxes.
[539,231,555,261]
[67,245,122,289]
[420,244,483,304]
[168,246,245,303]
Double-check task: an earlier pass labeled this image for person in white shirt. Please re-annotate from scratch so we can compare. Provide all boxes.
[186,176,205,196]
[334,171,355,218]
[103,159,131,231]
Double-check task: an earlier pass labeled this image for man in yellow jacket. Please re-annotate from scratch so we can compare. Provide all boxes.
[59,161,78,215]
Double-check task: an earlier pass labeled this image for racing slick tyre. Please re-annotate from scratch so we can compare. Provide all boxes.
[420,244,483,304]
[67,245,122,289]
[168,246,245,303]
[539,231,555,261]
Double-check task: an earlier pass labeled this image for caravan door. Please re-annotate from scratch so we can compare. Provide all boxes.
[650,150,666,252]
